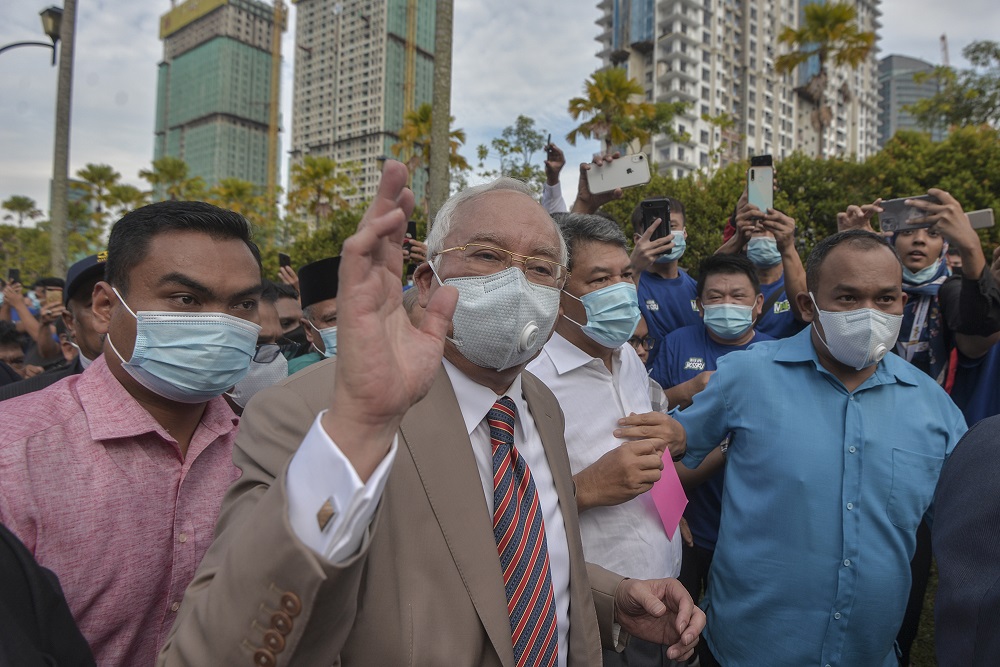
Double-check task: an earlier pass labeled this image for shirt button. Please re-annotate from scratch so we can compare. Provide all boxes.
[844,559,851,567]
[849,396,854,401]
[847,502,854,510]
[178,533,188,543]
[170,601,180,612]
[834,612,842,619]
[849,446,857,453]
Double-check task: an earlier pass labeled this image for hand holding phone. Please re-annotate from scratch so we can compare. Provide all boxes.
[585,153,652,195]
[278,252,292,268]
[640,198,672,245]
[747,155,773,213]
[7,268,20,284]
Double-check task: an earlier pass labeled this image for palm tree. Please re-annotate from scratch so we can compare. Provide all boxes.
[567,68,656,154]
[76,164,121,221]
[775,2,875,158]
[392,102,470,178]
[139,157,206,201]
[287,156,359,230]
[1,195,42,227]
[106,184,150,219]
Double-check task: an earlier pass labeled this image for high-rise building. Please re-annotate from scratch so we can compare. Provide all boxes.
[794,0,881,160]
[878,54,945,146]
[154,0,281,192]
[290,0,436,204]
[595,0,881,174]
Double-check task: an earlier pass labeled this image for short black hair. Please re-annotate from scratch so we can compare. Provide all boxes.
[272,281,299,300]
[554,213,629,271]
[105,200,262,294]
[806,229,901,293]
[696,254,761,298]
[630,196,686,233]
[0,321,20,347]
[261,280,280,304]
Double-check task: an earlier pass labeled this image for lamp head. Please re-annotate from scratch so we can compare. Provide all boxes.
[40,6,63,44]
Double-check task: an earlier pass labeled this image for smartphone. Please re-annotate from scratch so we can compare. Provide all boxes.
[640,198,672,245]
[278,252,292,268]
[404,220,418,251]
[585,153,652,194]
[7,268,19,284]
[747,155,773,213]
[967,209,995,229]
[878,195,942,233]
[45,288,63,307]
[546,133,554,157]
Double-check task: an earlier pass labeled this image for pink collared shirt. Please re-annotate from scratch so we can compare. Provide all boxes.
[0,355,240,667]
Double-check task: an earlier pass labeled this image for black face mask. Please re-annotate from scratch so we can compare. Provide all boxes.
[950,266,963,278]
[283,324,309,349]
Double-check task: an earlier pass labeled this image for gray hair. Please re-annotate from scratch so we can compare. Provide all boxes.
[427,177,568,264]
[554,213,628,271]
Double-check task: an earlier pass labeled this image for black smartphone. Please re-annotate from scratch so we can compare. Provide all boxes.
[640,198,672,246]
[878,195,942,233]
[7,268,20,284]
[278,252,292,268]
[404,220,418,251]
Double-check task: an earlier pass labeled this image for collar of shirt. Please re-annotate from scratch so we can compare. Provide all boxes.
[76,355,239,445]
[543,331,623,377]
[441,357,525,435]
[773,326,921,388]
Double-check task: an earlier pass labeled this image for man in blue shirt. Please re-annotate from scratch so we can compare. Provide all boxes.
[656,255,775,610]
[630,197,702,369]
[675,230,967,666]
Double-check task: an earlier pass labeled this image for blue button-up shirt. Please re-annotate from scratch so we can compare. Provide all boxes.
[676,327,966,667]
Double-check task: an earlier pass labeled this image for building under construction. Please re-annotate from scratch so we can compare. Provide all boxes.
[290,0,435,203]
[154,0,285,195]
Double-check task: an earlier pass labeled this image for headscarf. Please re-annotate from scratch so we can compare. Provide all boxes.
[892,234,951,384]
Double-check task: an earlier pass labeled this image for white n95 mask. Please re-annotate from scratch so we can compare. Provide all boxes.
[430,264,560,371]
[810,293,902,371]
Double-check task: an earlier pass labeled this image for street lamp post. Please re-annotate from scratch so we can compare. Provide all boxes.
[0,7,62,64]
[49,0,76,277]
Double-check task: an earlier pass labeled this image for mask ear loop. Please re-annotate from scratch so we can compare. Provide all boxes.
[559,289,588,329]
[808,292,835,356]
[106,286,138,365]
[427,258,461,348]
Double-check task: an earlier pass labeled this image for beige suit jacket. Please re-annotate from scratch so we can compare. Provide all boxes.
[158,359,623,667]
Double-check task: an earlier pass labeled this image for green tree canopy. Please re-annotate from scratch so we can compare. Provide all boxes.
[2,195,42,228]
[476,115,548,194]
[907,40,1000,134]
[139,157,206,201]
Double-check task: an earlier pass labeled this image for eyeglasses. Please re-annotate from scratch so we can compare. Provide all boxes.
[434,243,568,287]
[627,336,654,351]
[252,343,282,364]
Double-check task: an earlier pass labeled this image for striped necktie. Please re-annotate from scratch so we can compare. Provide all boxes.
[488,396,559,667]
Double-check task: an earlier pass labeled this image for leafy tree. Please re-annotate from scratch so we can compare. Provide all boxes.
[476,115,548,194]
[1,195,42,228]
[76,163,120,219]
[567,68,653,153]
[907,41,1000,134]
[392,102,470,177]
[107,184,150,219]
[139,157,206,201]
[287,156,359,232]
[775,2,876,158]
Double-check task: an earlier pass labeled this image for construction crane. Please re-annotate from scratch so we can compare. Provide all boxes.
[267,0,287,209]
[940,33,950,68]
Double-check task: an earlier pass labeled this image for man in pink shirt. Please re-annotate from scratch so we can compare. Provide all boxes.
[0,200,264,667]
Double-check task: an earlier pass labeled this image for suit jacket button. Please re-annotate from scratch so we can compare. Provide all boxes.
[263,629,286,652]
[253,648,276,667]
[271,611,293,635]
[280,592,302,617]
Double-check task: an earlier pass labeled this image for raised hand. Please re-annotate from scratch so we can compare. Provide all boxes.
[837,198,884,235]
[277,265,300,293]
[614,577,705,661]
[630,219,677,274]
[759,208,797,253]
[572,152,624,214]
[320,160,458,481]
[544,143,566,186]
[909,189,987,280]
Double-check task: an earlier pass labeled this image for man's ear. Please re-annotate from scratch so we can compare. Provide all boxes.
[795,291,815,323]
[91,282,115,335]
[752,292,764,319]
[61,309,75,337]
[414,262,434,308]
[695,297,705,318]
[301,318,316,345]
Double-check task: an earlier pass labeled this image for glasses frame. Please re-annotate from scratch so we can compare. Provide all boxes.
[627,336,655,351]
[434,242,569,285]
[252,343,283,364]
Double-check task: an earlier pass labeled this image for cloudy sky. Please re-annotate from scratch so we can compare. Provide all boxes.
[0,0,996,220]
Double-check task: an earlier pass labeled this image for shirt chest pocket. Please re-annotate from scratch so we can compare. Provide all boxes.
[886,448,944,530]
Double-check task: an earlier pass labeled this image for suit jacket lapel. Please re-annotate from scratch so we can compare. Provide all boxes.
[399,365,515,667]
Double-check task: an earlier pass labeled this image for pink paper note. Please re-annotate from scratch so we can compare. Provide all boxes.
[650,459,688,539]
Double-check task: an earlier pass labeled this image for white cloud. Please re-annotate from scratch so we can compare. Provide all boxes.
[1,0,997,222]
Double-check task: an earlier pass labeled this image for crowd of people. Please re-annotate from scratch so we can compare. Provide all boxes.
[0,150,998,667]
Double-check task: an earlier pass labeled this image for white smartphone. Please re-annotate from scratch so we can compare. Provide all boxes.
[968,209,995,229]
[747,155,773,213]
[585,153,651,194]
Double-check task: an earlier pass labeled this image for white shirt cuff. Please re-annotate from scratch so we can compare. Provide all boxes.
[286,411,398,563]
[541,182,568,214]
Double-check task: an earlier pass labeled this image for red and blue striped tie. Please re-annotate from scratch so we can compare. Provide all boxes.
[488,396,558,667]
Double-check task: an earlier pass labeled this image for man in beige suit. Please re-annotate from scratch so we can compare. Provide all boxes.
[158,161,704,666]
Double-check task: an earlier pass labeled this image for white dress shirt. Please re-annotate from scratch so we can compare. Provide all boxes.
[541,182,568,214]
[528,332,682,580]
[285,359,572,667]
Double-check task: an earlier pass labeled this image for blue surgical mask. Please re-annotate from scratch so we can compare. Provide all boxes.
[564,282,642,348]
[309,321,338,357]
[903,261,941,285]
[702,303,755,340]
[655,233,686,264]
[746,237,782,267]
[107,287,260,404]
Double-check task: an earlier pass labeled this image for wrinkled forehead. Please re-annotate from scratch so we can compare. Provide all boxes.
[447,190,564,257]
